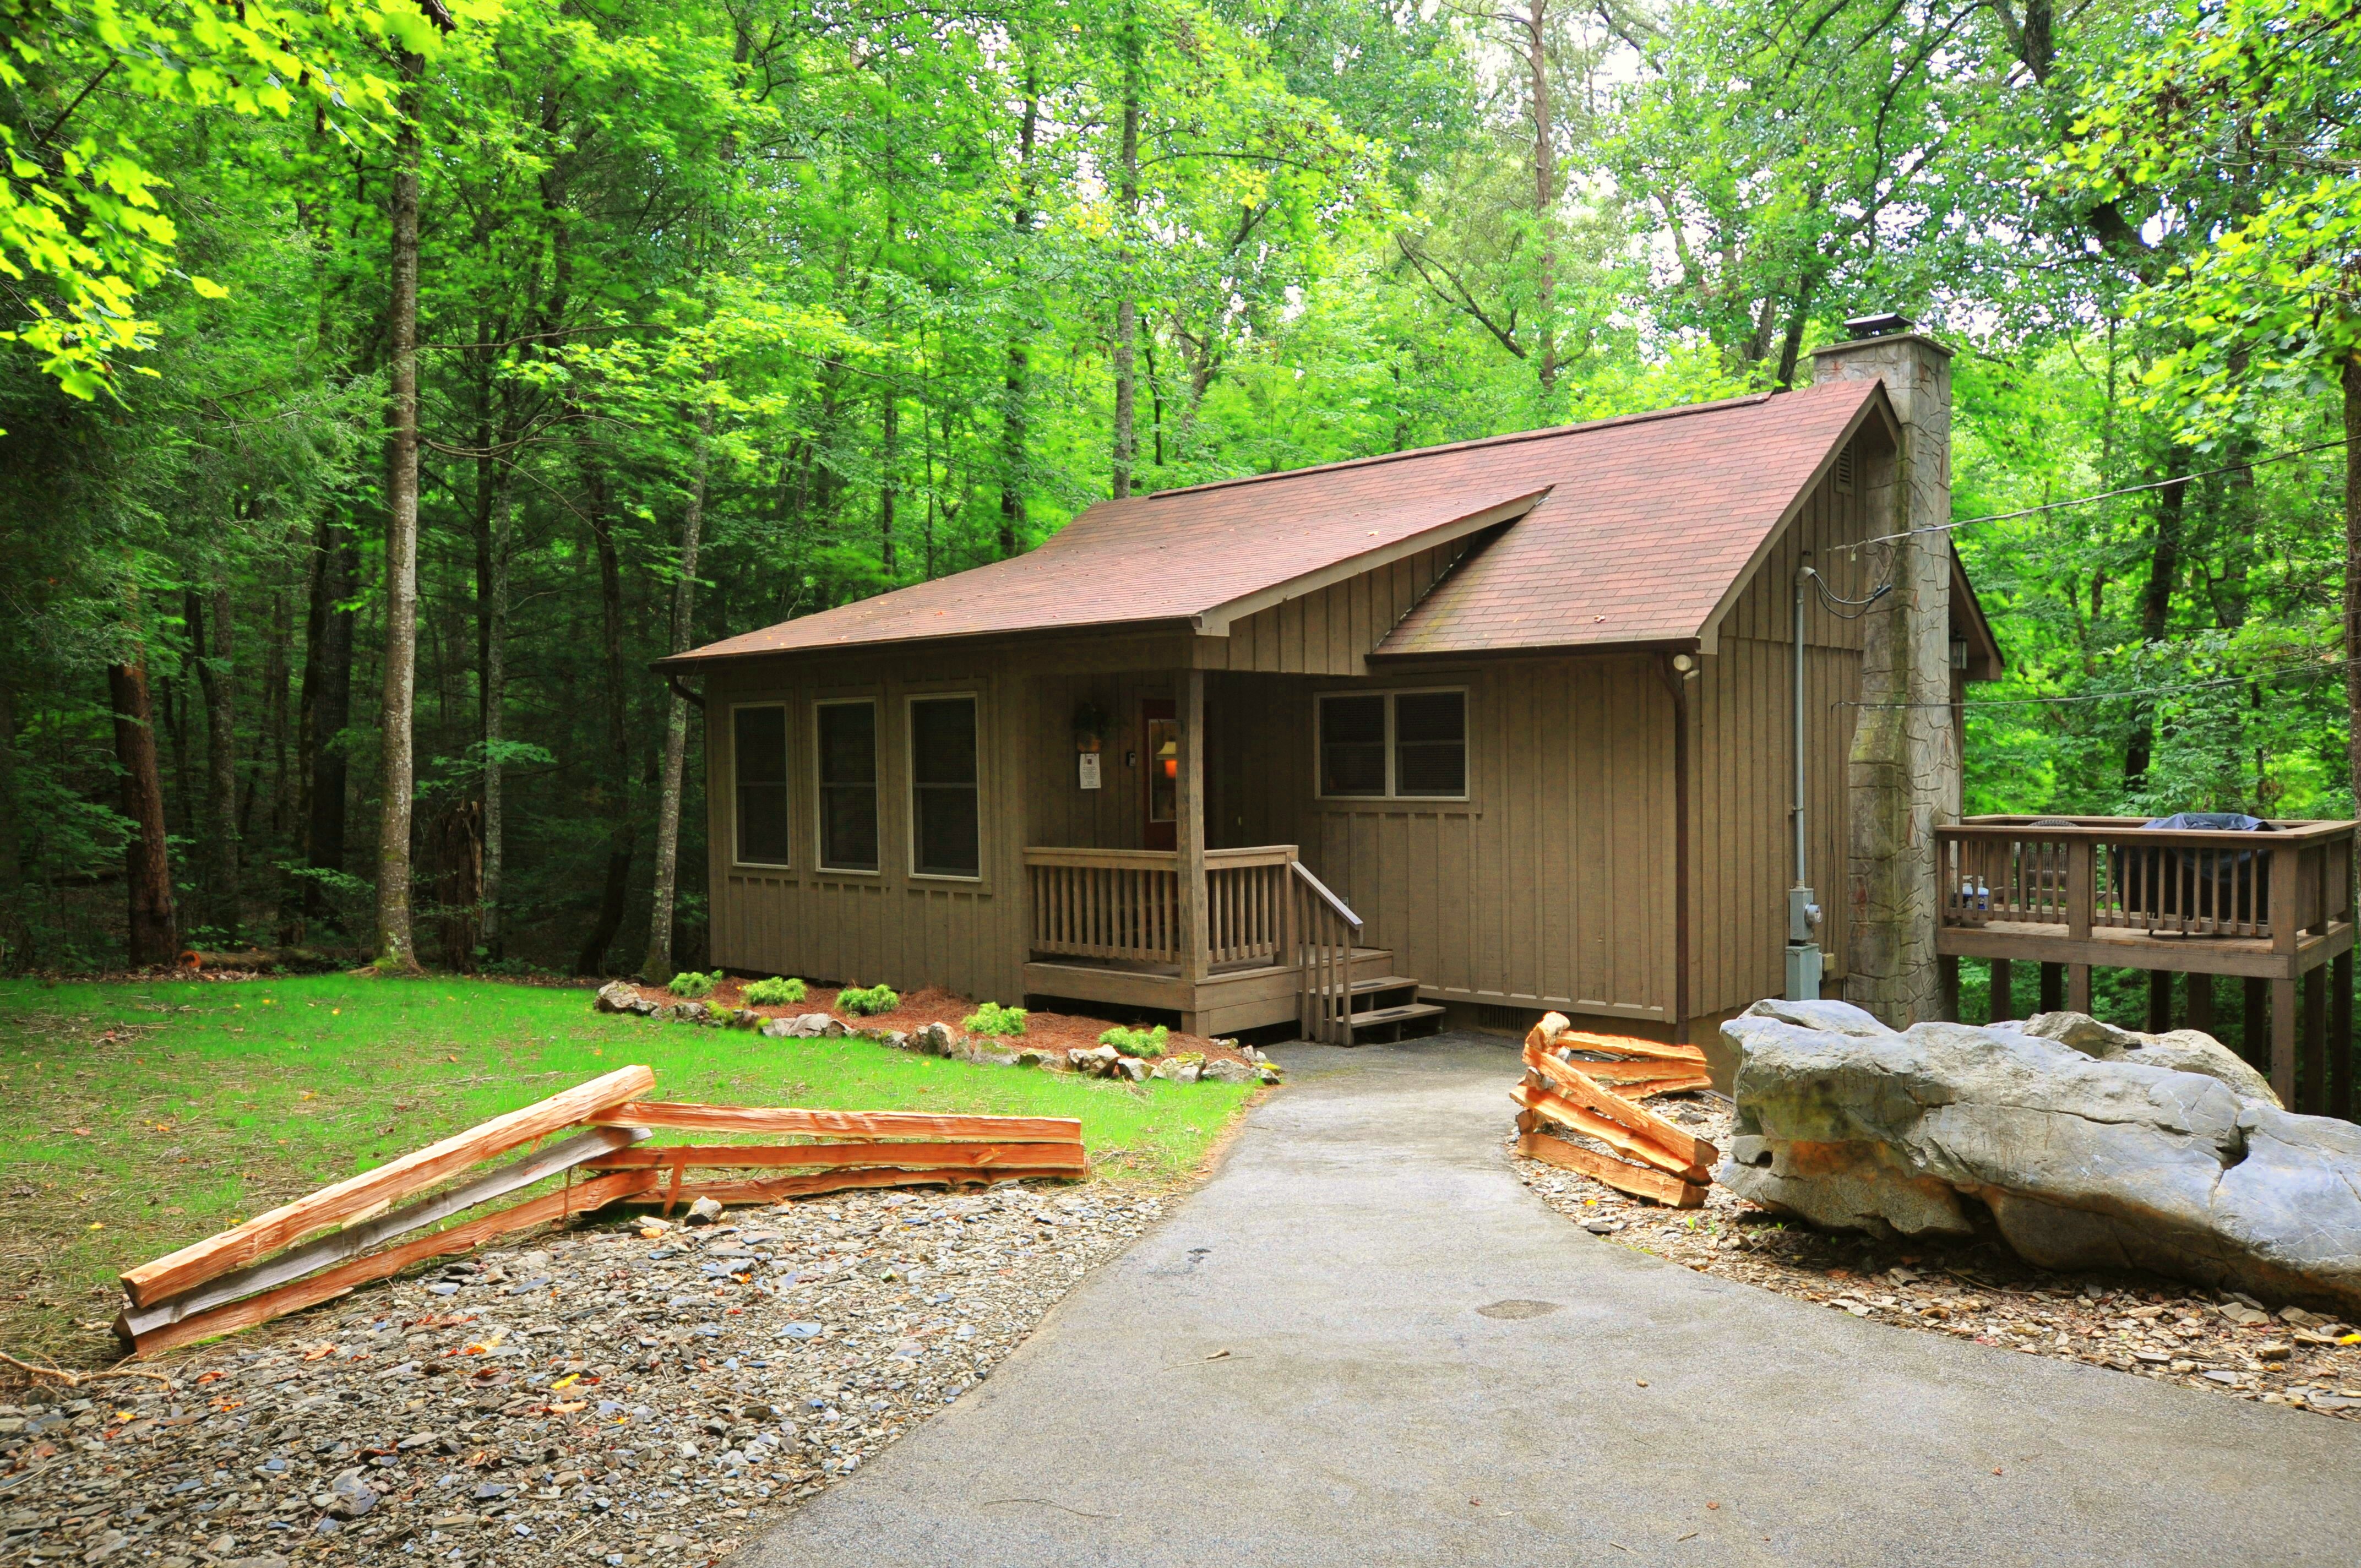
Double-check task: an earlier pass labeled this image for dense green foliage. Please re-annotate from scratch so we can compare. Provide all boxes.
[0,0,2353,974]
[743,974,807,1006]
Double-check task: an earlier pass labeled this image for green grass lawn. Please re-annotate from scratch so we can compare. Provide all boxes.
[0,974,1253,1365]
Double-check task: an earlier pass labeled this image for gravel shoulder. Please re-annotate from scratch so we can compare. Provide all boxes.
[0,1178,1166,1568]
[1511,1092,2361,1420]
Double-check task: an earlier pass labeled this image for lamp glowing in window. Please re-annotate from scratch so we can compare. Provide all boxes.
[1158,737,1178,778]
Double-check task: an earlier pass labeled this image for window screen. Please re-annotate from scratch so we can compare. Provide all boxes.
[732,705,790,866]
[909,695,980,878]
[1319,695,1388,797]
[1394,690,1467,798]
[817,701,879,872]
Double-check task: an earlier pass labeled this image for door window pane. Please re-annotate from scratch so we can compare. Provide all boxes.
[1319,694,1387,796]
[910,696,980,877]
[1394,691,1467,798]
[817,701,879,872]
[732,705,790,865]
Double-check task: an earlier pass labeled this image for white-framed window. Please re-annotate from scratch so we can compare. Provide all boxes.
[815,698,880,873]
[907,693,981,879]
[730,703,792,868]
[1317,688,1468,801]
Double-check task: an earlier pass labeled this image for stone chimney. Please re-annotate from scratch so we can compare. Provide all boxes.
[1810,316,1959,1027]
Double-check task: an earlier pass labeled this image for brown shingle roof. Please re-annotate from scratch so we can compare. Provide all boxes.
[1377,379,1884,656]
[665,379,1885,665]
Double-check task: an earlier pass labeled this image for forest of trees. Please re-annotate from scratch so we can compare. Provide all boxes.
[0,0,2354,977]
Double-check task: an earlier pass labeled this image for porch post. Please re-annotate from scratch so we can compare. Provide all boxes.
[1176,668,1209,994]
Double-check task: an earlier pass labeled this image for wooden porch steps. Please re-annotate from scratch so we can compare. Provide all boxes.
[1346,1000,1448,1039]
[1312,965,1445,1043]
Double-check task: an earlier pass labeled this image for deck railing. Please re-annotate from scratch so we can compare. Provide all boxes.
[1024,844,1303,971]
[1205,846,1297,967]
[1289,860,1363,1046]
[1936,816,2354,948]
[1024,848,1182,965]
[1025,843,1367,1043]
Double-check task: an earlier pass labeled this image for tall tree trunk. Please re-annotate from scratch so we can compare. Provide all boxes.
[189,586,240,941]
[2123,451,2190,795]
[574,472,634,976]
[999,61,1040,559]
[2345,354,2361,809]
[643,401,711,983]
[300,510,357,930]
[109,657,177,967]
[480,499,512,964]
[471,345,516,965]
[1110,5,1141,498]
[375,48,426,972]
[162,673,195,843]
[263,583,292,843]
[1526,0,1558,394]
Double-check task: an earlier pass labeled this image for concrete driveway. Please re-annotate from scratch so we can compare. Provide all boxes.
[743,1032,2361,1567]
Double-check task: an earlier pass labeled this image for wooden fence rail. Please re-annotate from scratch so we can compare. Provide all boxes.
[1510,1012,1716,1208]
[115,1072,1086,1359]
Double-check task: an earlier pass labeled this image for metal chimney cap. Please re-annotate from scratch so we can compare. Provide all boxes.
[1843,312,1916,338]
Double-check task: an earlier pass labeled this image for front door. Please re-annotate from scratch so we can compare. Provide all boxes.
[1142,698,1177,850]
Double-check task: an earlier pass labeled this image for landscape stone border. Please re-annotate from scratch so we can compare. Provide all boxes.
[591,983,1281,1086]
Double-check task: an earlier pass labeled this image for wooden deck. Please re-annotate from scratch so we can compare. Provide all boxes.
[1934,815,2355,1113]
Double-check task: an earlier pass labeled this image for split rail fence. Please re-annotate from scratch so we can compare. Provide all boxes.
[113,1064,1085,1359]
[1509,1012,1718,1208]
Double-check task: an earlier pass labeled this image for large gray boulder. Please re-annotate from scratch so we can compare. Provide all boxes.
[1719,998,2361,1314]
[2009,1010,2279,1106]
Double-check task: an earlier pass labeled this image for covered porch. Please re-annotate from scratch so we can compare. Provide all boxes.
[1018,670,1436,1043]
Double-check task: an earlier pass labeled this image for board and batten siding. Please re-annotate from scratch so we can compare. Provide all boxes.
[703,648,1032,1003]
[1211,655,1677,1023]
[1687,448,1870,1019]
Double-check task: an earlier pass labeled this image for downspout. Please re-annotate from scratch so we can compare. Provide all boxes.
[1787,560,1824,1000]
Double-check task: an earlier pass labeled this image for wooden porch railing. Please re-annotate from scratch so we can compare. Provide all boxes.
[1290,860,1363,1046]
[1206,846,1298,966]
[1936,816,2354,946]
[1024,847,1183,965]
[1025,844,1305,970]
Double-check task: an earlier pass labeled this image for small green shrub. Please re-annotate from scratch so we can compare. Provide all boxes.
[1098,1023,1170,1059]
[666,970,719,999]
[836,983,900,1016]
[961,1001,1029,1037]
[743,976,808,1006]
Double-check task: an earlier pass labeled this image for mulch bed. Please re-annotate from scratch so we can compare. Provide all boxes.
[1512,1095,2361,1421]
[620,981,1253,1066]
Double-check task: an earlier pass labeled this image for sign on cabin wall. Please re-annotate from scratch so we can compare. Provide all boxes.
[1078,753,1102,790]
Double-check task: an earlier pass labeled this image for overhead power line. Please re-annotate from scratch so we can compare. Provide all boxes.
[1840,435,2352,556]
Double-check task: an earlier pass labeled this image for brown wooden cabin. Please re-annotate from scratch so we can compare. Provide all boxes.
[662,374,2002,1050]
